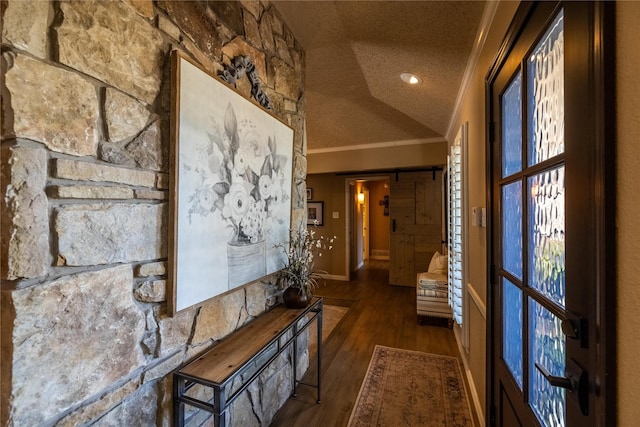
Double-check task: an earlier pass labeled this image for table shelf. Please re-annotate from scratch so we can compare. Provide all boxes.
[173,297,323,426]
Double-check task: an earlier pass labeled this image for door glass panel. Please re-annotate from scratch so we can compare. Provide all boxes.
[502,73,523,177]
[529,298,566,427]
[528,10,564,166]
[502,181,522,279]
[529,166,565,307]
[503,278,523,388]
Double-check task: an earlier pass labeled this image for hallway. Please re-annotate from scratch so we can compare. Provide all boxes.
[271,261,467,426]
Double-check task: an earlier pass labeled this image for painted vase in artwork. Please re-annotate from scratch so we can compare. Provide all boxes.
[227,240,266,288]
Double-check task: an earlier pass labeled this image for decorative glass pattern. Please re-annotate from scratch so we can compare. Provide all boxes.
[529,298,566,427]
[502,73,523,177]
[503,278,523,388]
[529,166,565,307]
[502,181,523,280]
[528,10,564,166]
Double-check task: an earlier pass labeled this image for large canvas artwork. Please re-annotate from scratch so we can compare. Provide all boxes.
[169,51,294,314]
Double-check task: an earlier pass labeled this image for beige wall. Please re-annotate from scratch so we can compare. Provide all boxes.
[305,174,348,279]
[446,2,520,417]
[616,2,640,425]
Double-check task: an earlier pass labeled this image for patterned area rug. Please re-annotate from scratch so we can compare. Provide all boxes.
[348,345,473,427]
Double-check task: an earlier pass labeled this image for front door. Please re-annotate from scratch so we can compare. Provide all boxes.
[487,2,615,426]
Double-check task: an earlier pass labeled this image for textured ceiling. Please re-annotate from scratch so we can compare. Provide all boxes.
[274,1,486,150]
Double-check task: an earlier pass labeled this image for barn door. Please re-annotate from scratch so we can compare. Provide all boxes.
[389,171,442,286]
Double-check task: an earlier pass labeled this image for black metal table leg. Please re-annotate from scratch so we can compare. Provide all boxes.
[174,376,185,427]
[317,302,322,404]
[293,326,298,397]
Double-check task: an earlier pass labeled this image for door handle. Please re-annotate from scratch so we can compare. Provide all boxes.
[535,358,589,416]
[392,219,396,232]
[535,363,573,390]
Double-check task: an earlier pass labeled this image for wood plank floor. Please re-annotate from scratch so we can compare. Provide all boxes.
[271,260,473,427]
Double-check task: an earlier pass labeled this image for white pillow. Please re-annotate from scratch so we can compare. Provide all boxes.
[427,251,448,275]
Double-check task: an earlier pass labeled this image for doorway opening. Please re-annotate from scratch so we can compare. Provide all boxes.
[347,177,390,277]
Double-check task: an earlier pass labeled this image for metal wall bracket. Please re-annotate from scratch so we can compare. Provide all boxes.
[219,56,272,110]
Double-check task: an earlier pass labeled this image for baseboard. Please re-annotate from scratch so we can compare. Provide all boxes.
[454,327,485,427]
[389,282,415,288]
[317,273,349,281]
[371,249,389,260]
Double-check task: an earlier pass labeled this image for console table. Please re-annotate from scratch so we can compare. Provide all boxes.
[173,297,323,427]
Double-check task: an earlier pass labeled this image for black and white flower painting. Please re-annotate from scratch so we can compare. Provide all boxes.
[171,54,293,313]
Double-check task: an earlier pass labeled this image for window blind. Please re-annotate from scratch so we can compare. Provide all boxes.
[448,144,463,325]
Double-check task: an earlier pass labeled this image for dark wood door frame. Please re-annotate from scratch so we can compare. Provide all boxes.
[485,2,616,425]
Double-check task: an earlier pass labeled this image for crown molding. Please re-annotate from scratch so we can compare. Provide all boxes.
[445,1,500,141]
[307,137,446,155]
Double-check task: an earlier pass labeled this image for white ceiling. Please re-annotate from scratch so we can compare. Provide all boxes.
[274,1,487,151]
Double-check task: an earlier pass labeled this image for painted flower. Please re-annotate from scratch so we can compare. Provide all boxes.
[233,151,248,175]
[224,181,252,224]
[268,181,287,221]
[259,175,272,200]
[199,187,216,210]
[238,126,270,175]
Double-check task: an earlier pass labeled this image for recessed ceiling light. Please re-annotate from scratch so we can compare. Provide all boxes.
[400,73,421,85]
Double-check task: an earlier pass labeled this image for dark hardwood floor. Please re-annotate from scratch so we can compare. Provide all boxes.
[270,260,470,427]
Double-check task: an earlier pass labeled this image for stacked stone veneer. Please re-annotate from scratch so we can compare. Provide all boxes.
[0,1,307,425]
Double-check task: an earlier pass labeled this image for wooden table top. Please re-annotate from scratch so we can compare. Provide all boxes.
[178,298,321,385]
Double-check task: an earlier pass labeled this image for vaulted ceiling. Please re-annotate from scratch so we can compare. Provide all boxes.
[274,1,487,151]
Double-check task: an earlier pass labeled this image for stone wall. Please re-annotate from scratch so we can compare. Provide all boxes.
[0,1,306,425]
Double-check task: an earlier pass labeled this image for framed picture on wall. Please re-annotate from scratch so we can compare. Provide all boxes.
[168,50,294,315]
[307,201,324,226]
[306,188,313,200]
